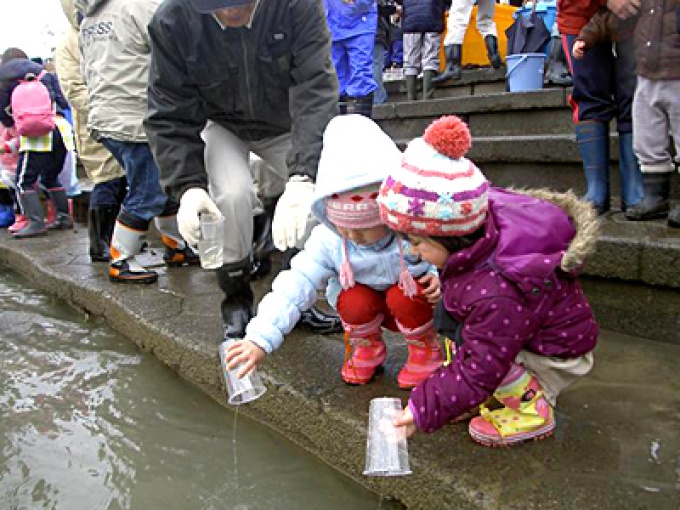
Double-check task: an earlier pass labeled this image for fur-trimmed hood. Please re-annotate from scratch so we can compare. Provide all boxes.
[441,187,600,296]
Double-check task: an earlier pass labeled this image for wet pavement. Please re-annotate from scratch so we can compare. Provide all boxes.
[0,224,679,509]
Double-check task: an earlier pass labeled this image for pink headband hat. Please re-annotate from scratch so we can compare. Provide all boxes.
[325,186,382,229]
[378,116,489,237]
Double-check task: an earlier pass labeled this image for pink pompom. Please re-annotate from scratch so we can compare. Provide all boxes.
[422,115,472,159]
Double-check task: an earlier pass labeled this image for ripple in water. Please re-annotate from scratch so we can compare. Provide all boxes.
[0,269,400,510]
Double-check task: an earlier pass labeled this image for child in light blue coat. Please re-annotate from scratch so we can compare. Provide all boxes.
[226,114,442,388]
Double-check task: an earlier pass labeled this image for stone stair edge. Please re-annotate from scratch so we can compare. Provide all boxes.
[374,88,569,120]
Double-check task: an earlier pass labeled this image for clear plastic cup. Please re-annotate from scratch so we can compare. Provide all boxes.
[197,214,225,270]
[363,397,412,477]
[218,340,267,405]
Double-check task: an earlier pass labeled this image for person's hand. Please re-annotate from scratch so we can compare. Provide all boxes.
[177,188,223,246]
[393,406,417,438]
[606,0,640,18]
[572,40,586,59]
[272,175,315,251]
[224,339,266,379]
[419,273,441,305]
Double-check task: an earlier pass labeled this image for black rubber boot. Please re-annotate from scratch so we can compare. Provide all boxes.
[281,248,343,335]
[217,257,254,342]
[433,45,462,83]
[624,172,672,221]
[484,35,502,69]
[345,94,374,118]
[422,70,436,99]
[251,196,279,280]
[406,74,418,101]
[89,206,119,262]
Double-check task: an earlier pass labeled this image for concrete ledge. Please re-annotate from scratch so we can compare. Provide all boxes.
[1,228,679,509]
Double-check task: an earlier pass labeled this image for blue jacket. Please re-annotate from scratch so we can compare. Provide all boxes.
[0,58,69,128]
[324,0,378,41]
[245,116,436,354]
[400,0,447,34]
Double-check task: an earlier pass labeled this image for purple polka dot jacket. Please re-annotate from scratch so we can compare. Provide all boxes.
[409,187,601,433]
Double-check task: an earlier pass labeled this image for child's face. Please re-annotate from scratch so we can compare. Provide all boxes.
[405,235,449,269]
[336,225,390,246]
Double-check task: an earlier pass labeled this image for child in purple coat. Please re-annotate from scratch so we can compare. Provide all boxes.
[378,115,601,447]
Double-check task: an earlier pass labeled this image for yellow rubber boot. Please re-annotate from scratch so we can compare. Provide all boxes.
[468,365,555,447]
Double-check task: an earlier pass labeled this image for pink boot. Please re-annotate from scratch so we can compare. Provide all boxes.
[341,315,386,385]
[468,364,555,447]
[397,320,443,389]
[8,214,28,233]
[45,199,57,229]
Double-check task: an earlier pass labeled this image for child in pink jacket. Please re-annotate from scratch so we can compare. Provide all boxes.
[379,116,600,447]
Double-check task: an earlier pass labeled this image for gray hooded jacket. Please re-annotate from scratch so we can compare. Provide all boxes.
[143,0,339,201]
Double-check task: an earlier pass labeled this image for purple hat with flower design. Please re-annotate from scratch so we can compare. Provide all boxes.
[377,115,489,237]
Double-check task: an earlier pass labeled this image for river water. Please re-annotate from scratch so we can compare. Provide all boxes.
[0,269,398,510]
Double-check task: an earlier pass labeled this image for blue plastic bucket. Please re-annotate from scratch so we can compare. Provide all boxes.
[506,53,546,92]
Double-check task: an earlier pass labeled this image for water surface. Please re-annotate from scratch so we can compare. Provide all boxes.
[0,269,398,510]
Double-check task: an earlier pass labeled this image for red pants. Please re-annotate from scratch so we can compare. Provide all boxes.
[336,283,433,331]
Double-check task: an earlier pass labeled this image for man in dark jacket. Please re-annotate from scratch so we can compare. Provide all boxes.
[145,0,341,343]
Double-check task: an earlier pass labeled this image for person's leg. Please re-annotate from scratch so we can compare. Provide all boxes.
[253,133,342,334]
[476,0,501,68]
[403,33,422,101]
[202,121,257,341]
[101,139,167,283]
[386,283,441,389]
[371,42,389,105]
[38,127,72,230]
[345,32,378,117]
[336,284,388,385]
[664,80,680,227]
[248,152,285,279]
[613,37,643,211]
[564,35,616,214]
[421,32,440,99]
[436,0,473,82]
[13,151,48,238]
[332,42,349,113]
[89,177,125,262]
[625,76,675,220]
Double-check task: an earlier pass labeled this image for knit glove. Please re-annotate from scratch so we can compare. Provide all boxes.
[177,188,223,246]
[272,175,315,251]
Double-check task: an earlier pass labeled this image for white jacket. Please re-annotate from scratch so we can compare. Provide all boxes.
[77,0,160,142]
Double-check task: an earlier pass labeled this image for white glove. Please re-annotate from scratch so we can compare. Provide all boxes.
[177,188,223,246]
[272,175,315,251]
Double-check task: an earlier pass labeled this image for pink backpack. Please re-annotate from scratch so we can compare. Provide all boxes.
[10,70,55,137]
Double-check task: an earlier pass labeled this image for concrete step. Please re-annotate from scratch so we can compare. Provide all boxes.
[377,88,573,137]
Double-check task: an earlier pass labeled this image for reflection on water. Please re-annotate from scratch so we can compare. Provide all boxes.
[0,269,399,510]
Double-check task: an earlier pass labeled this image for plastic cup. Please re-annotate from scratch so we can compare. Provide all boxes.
[198,214,224,269]
[363,397,412,477]
[218,340,267,405]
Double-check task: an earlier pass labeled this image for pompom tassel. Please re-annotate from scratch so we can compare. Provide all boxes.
[399,268,418,298]
[339,237,355,290]
[397,239,418,298]
[340,259,355,289]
